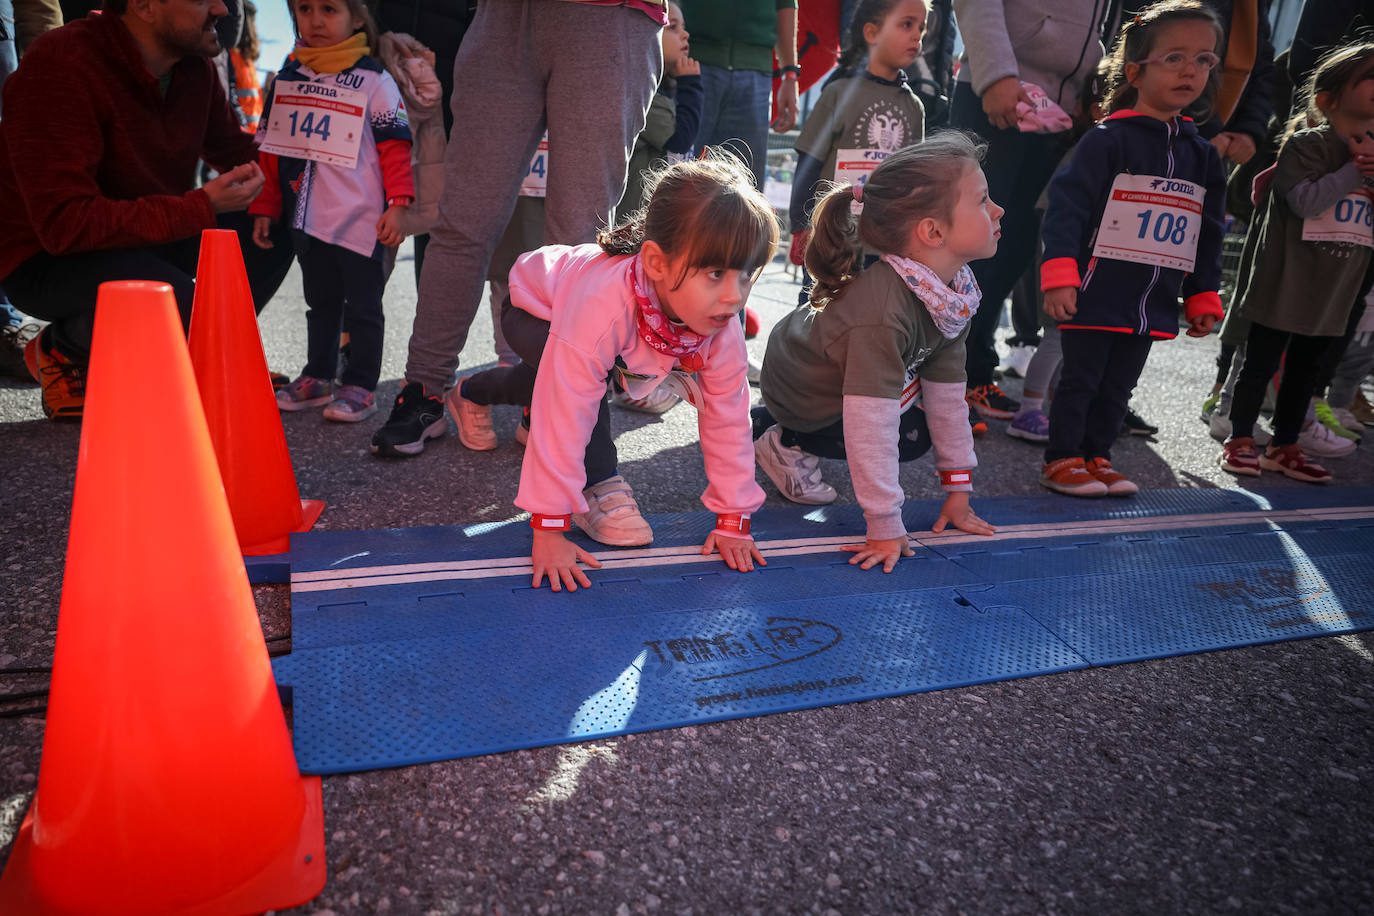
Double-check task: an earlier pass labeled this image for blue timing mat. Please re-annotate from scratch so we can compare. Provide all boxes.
[273,487,1374,774]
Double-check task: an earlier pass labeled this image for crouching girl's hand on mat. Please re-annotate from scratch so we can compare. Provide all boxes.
[843,536,914,573]
[531,529,602,592]
[932,491,995,536]
[702,532,767,572]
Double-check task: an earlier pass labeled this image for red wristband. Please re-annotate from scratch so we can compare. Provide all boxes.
[714,514,751,536]
[940,469,972,487]
[530,514,572,532]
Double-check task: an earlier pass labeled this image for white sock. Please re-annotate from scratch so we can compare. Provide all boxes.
[1020,395,1044,414]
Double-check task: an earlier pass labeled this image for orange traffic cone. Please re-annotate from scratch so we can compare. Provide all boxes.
[0,282,325,915]
[188,229,323,555]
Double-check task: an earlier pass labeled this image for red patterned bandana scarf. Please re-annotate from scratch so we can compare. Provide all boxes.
[631,254,707,371]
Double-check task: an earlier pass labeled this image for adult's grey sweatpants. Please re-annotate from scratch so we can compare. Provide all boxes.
[404,1,662,393]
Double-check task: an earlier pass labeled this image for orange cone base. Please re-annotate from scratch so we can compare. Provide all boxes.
[242,498,326,557]
[0,776,325,915]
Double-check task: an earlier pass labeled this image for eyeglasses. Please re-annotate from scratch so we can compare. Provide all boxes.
[1136,51,1221,72]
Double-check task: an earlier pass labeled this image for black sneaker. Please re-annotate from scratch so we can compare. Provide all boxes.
[966,383,1019,420]
[1121,408,1159,437]
[968,405,987,438]
[370,381,448,457]
[0,321,40,384]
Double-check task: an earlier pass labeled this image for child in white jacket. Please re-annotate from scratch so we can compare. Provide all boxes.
[455,155,779,591]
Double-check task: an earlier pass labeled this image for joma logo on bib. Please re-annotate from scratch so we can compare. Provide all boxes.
[1148,178,1192,194]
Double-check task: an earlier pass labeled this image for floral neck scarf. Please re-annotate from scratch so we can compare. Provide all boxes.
[880,254,982,339]
[631,254,707,371]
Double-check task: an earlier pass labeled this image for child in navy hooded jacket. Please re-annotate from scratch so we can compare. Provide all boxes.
[1037,1,1227,498]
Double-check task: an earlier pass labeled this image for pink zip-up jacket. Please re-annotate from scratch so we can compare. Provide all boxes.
[512,244,765,519]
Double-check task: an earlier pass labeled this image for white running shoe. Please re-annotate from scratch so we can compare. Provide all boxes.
[754,426,837,505]
[1297,420,1357,457]
[658,369,703,410]
[446,386,497,451]
[746,356,763,386]
[1208,409,1270,445]
[573,475,654,546]
[998,343,1035,379]
[612,385,680,414]
[1333,406,1365,436]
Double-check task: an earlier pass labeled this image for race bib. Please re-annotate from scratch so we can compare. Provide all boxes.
[259,81,367,168]
[834,149,889,185]
[1302,192,1374,248]
[898,356,929,413]
[1091,174,1204,272]
[520,135,549,198]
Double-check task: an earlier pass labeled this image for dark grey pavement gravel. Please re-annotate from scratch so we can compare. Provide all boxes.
[2,247,1372,915]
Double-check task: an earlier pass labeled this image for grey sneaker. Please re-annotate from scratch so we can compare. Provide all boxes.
[754,425,837,505]
[446,384,497,451]
[573,474,654,546]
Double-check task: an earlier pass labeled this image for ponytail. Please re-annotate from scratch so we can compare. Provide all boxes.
[805,185,864,302]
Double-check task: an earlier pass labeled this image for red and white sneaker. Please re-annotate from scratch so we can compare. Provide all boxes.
[1258,445,1331,484]
[1219,437,1261,477]
[1040,457,1108,497]
[1086,457,1138,496]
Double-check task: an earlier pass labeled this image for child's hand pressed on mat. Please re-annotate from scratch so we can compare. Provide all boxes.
[1044,286,1078,322]
[932,491,995,536]
[702,532,767,572]
[843,535,914,573]
[531,529,602,592]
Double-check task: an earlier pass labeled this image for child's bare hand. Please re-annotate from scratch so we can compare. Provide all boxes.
[1043,286,1078,322]
[376,204,408,247]
[1349,134,1374,176]
[672,56,701,78]
[531,529,601,592]
[702,532,766,572]
[251,215,275,249]
[1186,312,1216,338]
[932,491,996,536]
[842,536,913,573]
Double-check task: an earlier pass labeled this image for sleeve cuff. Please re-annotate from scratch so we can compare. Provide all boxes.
[1040,257,1081,292]
[939,469,974,493]
[1184,291,1224,322]
[864,512,908,542]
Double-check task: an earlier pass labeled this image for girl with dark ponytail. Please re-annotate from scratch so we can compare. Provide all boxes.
[756,132,999,574]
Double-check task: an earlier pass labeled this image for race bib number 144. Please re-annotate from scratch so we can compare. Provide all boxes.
[259,81,367,168]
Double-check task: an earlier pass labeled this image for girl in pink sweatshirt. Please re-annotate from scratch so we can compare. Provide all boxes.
[455,155,779,591]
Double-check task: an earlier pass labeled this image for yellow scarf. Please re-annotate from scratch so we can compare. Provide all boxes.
[293,32,370,74]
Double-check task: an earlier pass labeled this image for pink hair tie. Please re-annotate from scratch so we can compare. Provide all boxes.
[851,183,864,202]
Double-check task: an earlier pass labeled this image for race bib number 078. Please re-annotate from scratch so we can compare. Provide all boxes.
[1091,174,1204,272]
[1302,192,1374,248]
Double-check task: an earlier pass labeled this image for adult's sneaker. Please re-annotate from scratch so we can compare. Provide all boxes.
[1006,408,1049,443]
[1208,408,1270,445]
[998,344,1035,379]
[370,381,448,457]
[966,383,1019,419]
[1259,445,1331,484]
[23,328,85,421]
[1,320,40,383]
[1040,457,1108,497]
[1352,390,1374,427]
[446,385,498,450]
[1297,419,1357,457]
[573,474,654,546]
[968,406,987,438]
[754,425,837,504]
[1120,408,1158,437]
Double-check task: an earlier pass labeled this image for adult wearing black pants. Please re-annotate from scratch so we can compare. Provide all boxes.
[949,0,1107,422]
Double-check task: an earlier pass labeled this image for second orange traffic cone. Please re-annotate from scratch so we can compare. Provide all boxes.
[0,281,324,915]
[189,229,323,555]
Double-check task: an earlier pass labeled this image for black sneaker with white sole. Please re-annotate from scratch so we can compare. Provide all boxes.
[370,381,448,457]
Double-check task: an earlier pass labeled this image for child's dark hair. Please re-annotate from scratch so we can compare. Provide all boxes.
[598,152,779,287]
[1099,0,1223,116]
[290,0,380,51]
[837,0,924,71]
[1283,40,1374,144]
[804,130,985,303]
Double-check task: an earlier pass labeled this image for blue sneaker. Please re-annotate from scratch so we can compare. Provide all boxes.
[1007,409,1050,443]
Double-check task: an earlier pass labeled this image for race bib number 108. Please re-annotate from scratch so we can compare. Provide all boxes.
[1091,174,1204,272]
